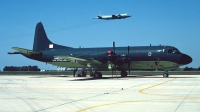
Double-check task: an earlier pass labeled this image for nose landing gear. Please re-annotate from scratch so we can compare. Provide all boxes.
[163,71,169,77]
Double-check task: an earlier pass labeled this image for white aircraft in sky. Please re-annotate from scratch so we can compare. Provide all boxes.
[93,11,131,20]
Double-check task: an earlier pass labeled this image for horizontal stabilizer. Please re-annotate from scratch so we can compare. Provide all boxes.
[8,52,21,54]
[12,47,41,55]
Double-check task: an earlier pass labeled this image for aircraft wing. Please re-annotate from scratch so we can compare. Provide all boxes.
[10,47,41,55]
[54,56,102,66]
[112,15,118,18]
[118,14,122,17]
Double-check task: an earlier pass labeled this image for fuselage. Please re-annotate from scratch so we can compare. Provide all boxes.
[95,13,131,20]
[24,45,192,71]
[10,22,192,73]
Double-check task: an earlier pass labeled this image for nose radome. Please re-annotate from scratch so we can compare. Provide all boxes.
[179,54,192,65]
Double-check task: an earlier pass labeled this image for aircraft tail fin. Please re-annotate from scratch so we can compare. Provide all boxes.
[33,22,70,51]
[99,11,103,16]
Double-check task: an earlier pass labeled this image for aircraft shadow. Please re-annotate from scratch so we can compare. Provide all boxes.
[30,75,70,78]
[70,75,196,81]
[30,75,197,80]
[70,76,132,81]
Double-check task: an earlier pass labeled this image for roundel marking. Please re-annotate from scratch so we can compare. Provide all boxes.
[148,52,152,56]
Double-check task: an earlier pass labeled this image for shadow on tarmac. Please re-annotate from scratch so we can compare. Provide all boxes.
[69,75,197,81]
[30,75,197,81]
[30,75,70,78]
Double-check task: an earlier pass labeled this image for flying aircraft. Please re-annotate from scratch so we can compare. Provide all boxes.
[93,11,131,20]
[8,22,192,78]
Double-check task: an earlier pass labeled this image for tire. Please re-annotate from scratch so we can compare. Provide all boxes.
[163,73,169,77]
[94,73,99,78]
[99,72,102,78]
[93,72,102,78]
[121,71,127,77]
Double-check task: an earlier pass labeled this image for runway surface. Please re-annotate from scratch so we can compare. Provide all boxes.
[0,75,200,112]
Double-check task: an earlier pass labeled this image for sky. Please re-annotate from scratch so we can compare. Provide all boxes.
[0,0,200,71]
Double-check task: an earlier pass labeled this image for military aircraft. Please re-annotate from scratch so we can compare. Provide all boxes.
[8,22,192,78]
[93,11,131,20]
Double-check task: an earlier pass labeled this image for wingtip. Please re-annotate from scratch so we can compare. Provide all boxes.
[8,52,21,54]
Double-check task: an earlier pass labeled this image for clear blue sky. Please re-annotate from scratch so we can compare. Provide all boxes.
[1,0,200,70]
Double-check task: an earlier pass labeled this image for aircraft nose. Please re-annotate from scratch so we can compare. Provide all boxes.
[179,54,192,65]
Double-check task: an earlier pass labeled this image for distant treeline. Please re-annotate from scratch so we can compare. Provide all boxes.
[3,66,40,71]
[183,66,200,71]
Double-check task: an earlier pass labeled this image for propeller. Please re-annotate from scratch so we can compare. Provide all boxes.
[120,46,131,74]
[107,42,117,64]
[107,42,117,77]
[107,42,132,75]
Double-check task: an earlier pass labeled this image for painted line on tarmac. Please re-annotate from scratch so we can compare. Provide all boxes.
[76,78,200,112]
[76,78,175,112]
[139,78,177,96]
[139,78,200,99]
[76,100,152,112]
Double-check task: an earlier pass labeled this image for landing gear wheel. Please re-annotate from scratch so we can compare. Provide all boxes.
[121,71,127,77]
[98,72,102,78]
[163,73,169,77]
[94,72,102,78]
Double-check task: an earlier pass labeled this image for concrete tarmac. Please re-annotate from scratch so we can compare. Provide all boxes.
[0,75,199,112]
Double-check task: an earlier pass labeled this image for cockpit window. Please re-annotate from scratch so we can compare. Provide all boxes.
[173,48,180,53]
[173,49,177,53]
[168,49,173,53]
[168,47,180,54]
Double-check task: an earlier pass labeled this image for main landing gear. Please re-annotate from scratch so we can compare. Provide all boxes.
[90,70,128,78]
[120,70,128,77]
[92,71,102,78]
[89,69,102,78]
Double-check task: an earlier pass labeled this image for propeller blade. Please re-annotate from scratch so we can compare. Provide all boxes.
[113,42,116,72]
[113,42,115,53]
[128,46,129,55]
[128,62,130,74]
[128,46,130,74]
